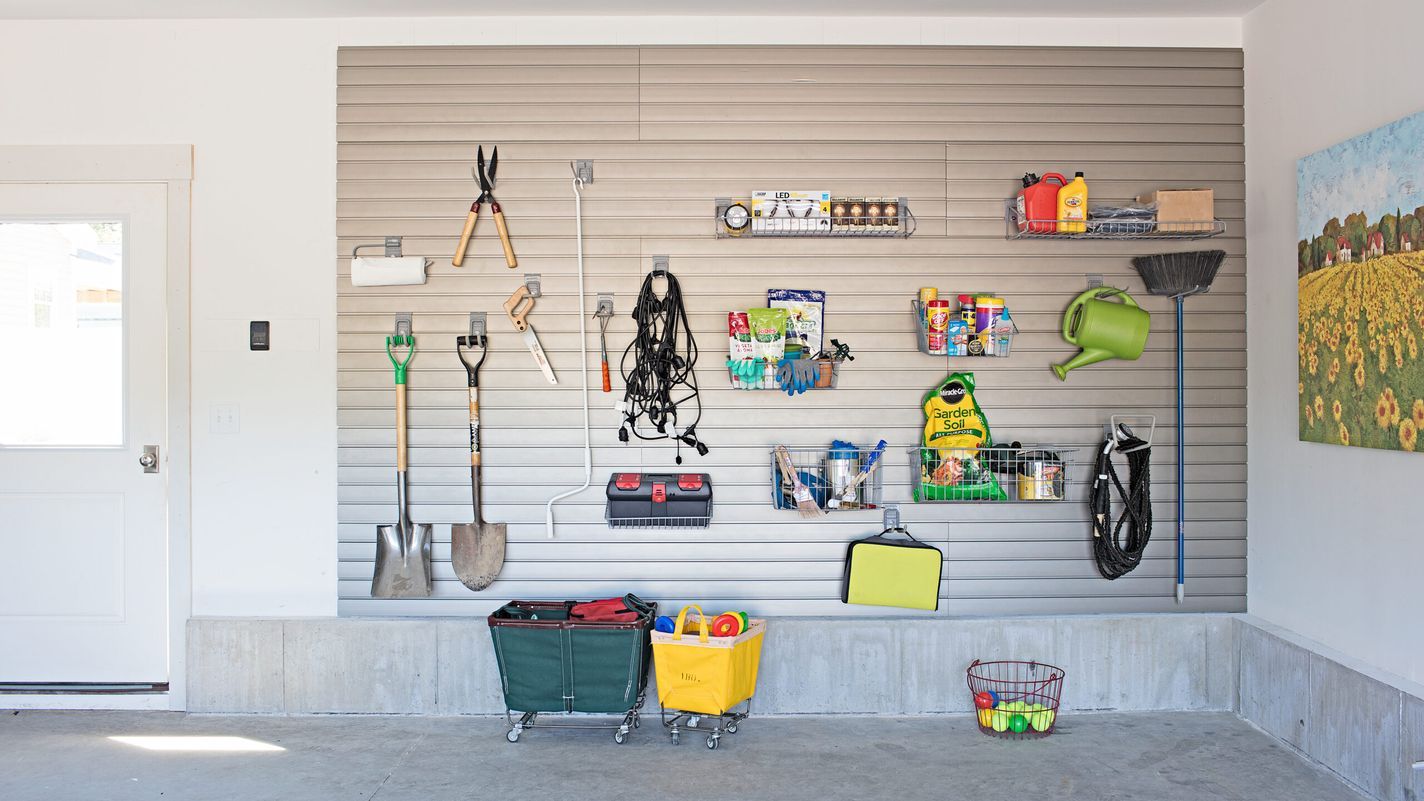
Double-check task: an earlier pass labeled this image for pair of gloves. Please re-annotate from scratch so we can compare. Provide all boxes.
[726,356,818,395]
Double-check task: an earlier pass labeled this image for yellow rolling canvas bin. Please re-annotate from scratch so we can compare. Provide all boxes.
[842,525,943,611]
[652,605,765,716]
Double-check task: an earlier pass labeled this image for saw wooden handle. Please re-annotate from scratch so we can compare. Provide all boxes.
[453,203,479,267]
[492,202,516,268]
[395,383,408,473]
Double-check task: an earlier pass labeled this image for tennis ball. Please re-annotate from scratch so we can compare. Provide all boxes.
[991,710,1009,732]
[1030,709,1056,732]
[1008,714,1029,733]
[977,708,993,728]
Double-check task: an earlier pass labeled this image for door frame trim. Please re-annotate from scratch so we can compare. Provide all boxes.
[0,146,194,711]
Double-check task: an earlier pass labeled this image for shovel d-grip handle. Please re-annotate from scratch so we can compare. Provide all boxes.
[387,335,415,473]
[386,335,415,385]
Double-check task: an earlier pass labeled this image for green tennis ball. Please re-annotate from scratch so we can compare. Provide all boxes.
[991,710,1009,732]
[1030,709,1056,732]
[1008,714,1029,733]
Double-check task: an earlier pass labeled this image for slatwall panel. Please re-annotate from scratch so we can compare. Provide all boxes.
[336,45,1246,617]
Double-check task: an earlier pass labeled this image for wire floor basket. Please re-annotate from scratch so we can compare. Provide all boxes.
[966,659,1065,739]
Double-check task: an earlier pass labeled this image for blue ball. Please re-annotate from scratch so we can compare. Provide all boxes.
[654,616,676,634]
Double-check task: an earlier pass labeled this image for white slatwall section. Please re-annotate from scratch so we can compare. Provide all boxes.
[336,45,1246,617]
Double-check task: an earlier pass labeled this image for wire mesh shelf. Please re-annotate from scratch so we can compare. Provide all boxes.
[604,511,712,530]
[911,299,1017,359]
[770,445,885,512]
[716,197,915,238]
[910,445,1080,503]
[728,358,840,391]
[1003,200,1224,240]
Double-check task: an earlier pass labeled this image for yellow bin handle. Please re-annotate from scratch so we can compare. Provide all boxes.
[672,604,709,643]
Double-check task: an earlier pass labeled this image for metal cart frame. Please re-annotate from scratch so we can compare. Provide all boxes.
[505,693,647,744]
[660,700,751,750]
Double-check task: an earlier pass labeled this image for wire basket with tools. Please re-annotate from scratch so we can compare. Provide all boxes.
[769,443,885,513]
[910,445,1079,503]
[966,660,1065,739]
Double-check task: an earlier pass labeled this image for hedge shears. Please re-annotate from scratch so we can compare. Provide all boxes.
[453,145,517,269]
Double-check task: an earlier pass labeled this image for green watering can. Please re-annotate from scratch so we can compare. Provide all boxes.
[1053,287,1150,380]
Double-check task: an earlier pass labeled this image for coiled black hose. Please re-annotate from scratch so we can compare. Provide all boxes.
[1090,428,1152,579]
[618,268,706,463]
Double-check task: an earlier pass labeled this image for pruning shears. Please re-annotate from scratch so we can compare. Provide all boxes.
[453,145,517,269]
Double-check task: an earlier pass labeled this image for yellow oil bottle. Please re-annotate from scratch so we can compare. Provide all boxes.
[1056,171,1088,234]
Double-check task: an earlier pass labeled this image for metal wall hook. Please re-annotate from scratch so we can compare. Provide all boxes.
[353,236,407,260]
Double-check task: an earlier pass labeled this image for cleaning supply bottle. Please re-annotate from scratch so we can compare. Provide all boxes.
[1017,172,1066,234]
[1056,172,1088,234]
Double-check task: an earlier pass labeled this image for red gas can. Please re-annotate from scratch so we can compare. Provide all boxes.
[1016,172,1067,234]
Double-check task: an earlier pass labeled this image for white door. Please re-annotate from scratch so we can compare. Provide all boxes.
[0,183,169,685]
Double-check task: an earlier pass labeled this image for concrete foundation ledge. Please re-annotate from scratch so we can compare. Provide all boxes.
[186,613,1238,717]
[1235,615,1424,801]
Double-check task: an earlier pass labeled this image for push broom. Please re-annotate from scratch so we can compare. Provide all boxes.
[1130,250,1226,604]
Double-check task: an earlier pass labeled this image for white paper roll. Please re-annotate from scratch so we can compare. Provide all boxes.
[351,256,429,287]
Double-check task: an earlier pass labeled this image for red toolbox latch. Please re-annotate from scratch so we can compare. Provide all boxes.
[651,483,667,503]
[614,473,642,491]
[678,474,704,491]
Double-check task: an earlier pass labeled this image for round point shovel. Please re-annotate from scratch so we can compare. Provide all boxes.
[451,333,506,591]
[372,333,433,598]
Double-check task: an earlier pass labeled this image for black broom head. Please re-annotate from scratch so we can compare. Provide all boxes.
[1131,250,1226,298]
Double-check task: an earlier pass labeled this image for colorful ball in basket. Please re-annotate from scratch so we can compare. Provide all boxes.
[990,710,1009,732]
[711,613,743,637]
[1008,714,1029,733]
[736,611,750,632]
[973,691,994,710]
[654,615,677,634]
[977,708,993,728]
[1029,709,1056,732]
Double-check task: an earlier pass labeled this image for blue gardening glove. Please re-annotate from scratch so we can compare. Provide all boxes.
[777,358,816,395]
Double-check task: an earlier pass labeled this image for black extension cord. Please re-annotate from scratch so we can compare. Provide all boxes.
[1090,428,1152,579]
[618,268,707,464]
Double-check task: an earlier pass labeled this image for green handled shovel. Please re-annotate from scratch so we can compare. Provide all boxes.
[371,330,433,598]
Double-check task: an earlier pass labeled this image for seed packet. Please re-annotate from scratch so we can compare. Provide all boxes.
[915,372,1007,501]
[767,288,825,357]
[746,307,787,361]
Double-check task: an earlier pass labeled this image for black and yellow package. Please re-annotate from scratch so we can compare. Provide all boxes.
[915,372,1007,501]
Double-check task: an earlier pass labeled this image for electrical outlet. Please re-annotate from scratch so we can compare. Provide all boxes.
[210,404,240,435]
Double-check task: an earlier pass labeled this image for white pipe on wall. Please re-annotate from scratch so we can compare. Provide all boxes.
[544,168,592,538]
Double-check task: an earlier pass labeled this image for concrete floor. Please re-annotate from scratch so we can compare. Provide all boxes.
[0,710,1367,801]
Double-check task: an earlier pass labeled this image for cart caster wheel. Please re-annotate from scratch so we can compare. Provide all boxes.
[614,730,627,745]
[632,714,641,729]
[670,731,681,745]
[706,734,719,750]
[726,722,738,734]
[506,729,521,743]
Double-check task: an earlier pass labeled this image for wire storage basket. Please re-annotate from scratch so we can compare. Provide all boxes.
[716,196,916,238]
[911,299,1017,359]
[769,445,884,512]
[966,660,1065,739]
[910,446,1079,503]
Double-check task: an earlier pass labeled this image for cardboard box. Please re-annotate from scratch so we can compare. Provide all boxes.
[1136,188,1215,233]
[752,190,831,233]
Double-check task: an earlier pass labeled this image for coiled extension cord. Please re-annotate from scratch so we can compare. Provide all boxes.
[1090,427,1152,579]
[618,268,707,463]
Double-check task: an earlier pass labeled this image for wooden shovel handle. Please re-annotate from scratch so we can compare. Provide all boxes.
[492,202,517,268]
[395,383,408,472]
[453,203,479,267]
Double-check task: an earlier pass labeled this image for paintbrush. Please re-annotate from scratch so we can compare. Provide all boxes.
[775,445,825,518]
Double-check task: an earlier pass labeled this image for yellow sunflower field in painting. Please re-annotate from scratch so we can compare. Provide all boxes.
[1298,253,1424,452]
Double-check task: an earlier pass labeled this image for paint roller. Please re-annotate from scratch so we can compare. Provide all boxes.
[351,238,431,287]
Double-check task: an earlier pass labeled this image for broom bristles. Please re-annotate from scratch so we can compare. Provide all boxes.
[1132,250,1226,297]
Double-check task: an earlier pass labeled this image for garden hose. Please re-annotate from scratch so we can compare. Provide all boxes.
[1090,426,1152,579]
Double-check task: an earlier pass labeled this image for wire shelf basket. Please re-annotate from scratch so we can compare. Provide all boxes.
[1003,200,1224,240]
[911,299,1017,359]
[966,660,1065,739]
[728,358,840,391]
[716,197,916,238]
[910,445,1079,503]
[769,445,885,512]
[604,511,712,530]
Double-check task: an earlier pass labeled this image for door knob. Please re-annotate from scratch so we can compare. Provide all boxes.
[139,445,160,473]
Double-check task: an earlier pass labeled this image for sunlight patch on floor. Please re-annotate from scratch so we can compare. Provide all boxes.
[108,736,285,752]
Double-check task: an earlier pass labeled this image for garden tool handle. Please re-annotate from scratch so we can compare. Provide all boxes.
[601,358,611,393]
[672,604,709,643]
[395,384,408,473]
[453,202,480,268]
[491,202,517,268]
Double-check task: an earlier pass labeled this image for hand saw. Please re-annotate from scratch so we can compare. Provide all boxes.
[504,284,557,385]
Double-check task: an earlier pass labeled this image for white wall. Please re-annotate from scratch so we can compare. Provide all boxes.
[0,15,1240,619]
[1245,0,1424,685]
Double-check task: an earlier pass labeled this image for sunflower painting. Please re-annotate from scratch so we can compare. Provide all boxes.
[1298,110,1424,453]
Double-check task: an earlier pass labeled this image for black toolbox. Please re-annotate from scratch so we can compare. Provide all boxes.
[605,473,713,528]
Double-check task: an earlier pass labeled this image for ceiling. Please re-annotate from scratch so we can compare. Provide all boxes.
[0,0,1267,19]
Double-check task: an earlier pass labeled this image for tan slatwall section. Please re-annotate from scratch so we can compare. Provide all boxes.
[336,45,1246,617]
